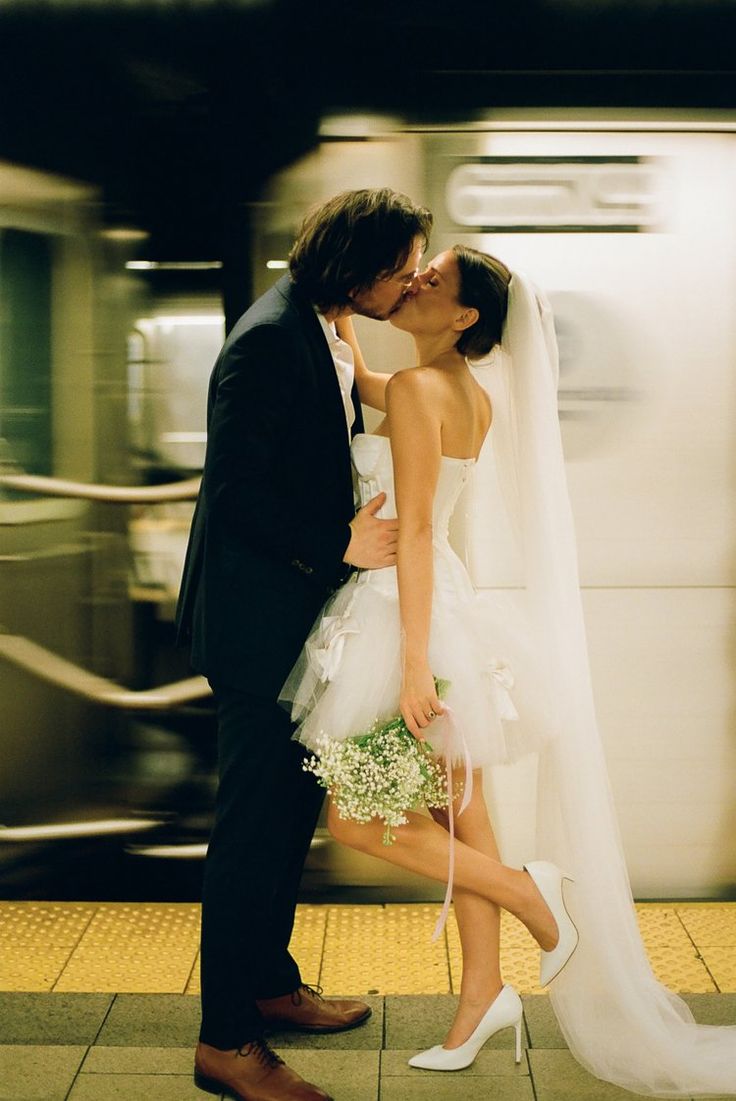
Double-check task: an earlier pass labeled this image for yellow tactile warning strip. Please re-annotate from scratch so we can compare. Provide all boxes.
[0,901,734,995]
[319,905,451,995]
[55,904,200,993]
[0,902,96,993]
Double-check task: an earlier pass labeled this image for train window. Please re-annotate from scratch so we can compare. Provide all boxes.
[0,228,53,475]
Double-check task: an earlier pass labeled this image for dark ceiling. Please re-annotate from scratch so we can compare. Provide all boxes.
[0,0,734,261]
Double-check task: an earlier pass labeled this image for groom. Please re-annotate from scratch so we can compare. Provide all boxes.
[176,189,432,1101]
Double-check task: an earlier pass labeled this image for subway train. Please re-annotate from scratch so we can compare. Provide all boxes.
[1,111,735,901]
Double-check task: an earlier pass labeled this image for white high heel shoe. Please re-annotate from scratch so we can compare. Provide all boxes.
[407,984,523,1070]
[523,860,579,986]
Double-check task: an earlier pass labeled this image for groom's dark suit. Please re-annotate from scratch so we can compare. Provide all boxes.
[176,274,363,1048]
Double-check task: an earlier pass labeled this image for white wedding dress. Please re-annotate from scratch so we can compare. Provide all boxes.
[281,431,522,766]
[282,272,736,1098]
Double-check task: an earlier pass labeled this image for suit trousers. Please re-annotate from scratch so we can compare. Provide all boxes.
[199,685,325,1049]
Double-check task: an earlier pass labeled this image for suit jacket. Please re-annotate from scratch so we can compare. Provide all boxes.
[175,275,364,697]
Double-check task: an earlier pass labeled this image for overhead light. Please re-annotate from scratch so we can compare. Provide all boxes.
[266,259,289,270]
[0,818,162,842]
[125,260,223,271]
[319,113,402,138]
[160,432,208,444]
[128,843,207,860]
[142,315,224,326]
[101,227,150,242]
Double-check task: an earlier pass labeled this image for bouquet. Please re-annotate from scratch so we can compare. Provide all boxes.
[302,678,452,845]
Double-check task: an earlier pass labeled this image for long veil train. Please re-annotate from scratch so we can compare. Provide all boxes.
[467,273,736,1097]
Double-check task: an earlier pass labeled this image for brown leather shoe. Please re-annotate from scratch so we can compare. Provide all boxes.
[256,984,371,1034]
[194,1038,332,1101]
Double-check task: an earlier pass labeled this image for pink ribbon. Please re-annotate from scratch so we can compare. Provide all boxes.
[431,704,474,941]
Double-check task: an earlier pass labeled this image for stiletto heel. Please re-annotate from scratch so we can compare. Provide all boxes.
[523,860,579,986]
[408,984,523,1070]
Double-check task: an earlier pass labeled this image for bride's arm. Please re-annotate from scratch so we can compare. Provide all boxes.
[386,368,444,739]
[336,316,392,411]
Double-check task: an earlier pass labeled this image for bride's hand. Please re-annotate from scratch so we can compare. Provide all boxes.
[400,662,444,740]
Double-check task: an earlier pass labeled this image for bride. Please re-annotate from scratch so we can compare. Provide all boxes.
[280,245,736,1096]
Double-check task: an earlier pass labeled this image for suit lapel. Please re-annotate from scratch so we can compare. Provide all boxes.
[276,276,362,445]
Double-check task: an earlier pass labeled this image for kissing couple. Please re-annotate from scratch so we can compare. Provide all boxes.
[176,188,736,1101]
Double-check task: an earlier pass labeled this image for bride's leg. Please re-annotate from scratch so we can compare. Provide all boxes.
[326,795,558,952]
[429,770,505,1048]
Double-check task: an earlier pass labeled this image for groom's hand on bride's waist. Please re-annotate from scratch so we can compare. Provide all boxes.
[343,492,398,570]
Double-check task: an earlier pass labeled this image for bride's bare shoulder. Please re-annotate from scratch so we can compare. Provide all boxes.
[385,365,443,398]
[385,368,443,431]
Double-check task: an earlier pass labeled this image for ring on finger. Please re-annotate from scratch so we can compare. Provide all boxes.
[427,709,437,720]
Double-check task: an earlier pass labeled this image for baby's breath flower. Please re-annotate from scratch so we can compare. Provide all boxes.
[303,678,451,844]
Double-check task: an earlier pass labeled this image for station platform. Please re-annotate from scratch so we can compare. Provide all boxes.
[1,900,735,1100]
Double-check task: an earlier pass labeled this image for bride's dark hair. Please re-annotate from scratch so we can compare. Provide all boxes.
[453,245,511,358]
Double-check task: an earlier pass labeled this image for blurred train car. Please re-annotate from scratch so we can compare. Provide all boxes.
[0,165,217,898]
[1,111,734,900]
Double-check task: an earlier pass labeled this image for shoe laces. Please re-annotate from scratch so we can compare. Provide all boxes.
[237,1038,284,1069]
[294,983,324,1006]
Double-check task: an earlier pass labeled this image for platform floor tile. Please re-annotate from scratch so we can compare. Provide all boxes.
[67,1073,205,1100]
[54,903,200,993]
[95,993,201,1047]
[0,902,95,946]
[274,1050,379,1101]
[522,993,567,1049]
[54,944,198,993]
[646,945,718,992]
[0,993,113,1045]
[677,905,736,948]
[529,1049,646,1101]
[319,904,450,995]
[681,991,736,1023]
[380,1075,535,1100]
[0,1045,86,1101]
[81,1045,195,1073]
[1,995,734,1101]
[635,905,695,950]
[0,946,77,992]
[184,952,201,995]
[698,947,736,992]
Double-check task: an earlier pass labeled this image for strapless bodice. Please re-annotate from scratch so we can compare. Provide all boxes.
[350,432,475,600]
[351,432,474,538]
[284,430,518,773]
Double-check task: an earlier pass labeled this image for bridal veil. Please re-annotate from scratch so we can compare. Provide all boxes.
[468,272,736,1096]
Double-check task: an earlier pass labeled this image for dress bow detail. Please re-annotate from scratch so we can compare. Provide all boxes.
[306,592,359,684]
[486,660,519,721]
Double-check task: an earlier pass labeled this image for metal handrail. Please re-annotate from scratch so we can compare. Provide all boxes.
[0,473,201,503]
[0,634,211,709]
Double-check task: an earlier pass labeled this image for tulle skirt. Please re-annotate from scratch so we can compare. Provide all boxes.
[280,551,551,767]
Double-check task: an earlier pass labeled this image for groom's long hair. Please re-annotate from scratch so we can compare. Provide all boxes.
[288,189,432,312]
